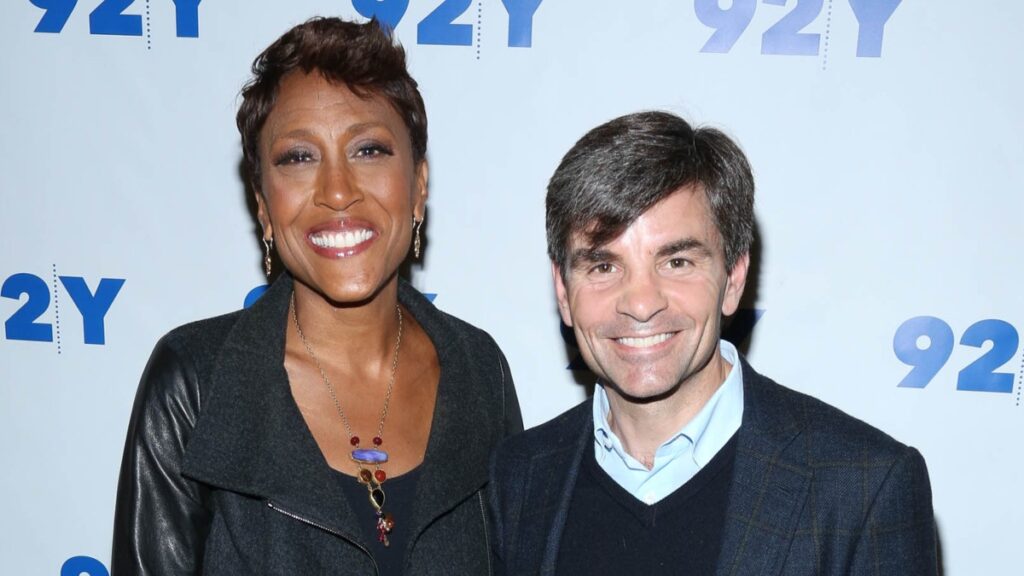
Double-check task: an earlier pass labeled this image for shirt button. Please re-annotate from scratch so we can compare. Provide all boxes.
[643,492,656,505]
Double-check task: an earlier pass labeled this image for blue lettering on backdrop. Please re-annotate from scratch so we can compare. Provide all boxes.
[848,0,902,57]
[502,0,543,47]
[894,316,1020,393]
[418,0,473,46]
[61,556,109,576]
[350,0,544,48]
[59,277,125,345]
[172,0,201,38]
[2,273,54,342]
[694,0,756,53]
[29,0,77,33]
[957,319,1019,393]
[243,284,269,309]
[353,0,409,32]
[695,0,901,57]
[2,272,124,346]
[30,0,202,38]
[760,0,822,56]
[89,0,141,36]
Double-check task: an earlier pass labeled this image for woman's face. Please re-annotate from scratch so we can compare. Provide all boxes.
[256,71,427,304]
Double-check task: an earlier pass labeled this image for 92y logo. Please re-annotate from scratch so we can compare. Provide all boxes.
[353,0,543,47]
[695,0,901,57]
[2,271,124,347]
[893,316,1020,394]
[30,0,201,37]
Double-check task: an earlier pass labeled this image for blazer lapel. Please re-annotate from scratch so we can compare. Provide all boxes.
[716,360,811,576]
[507,402,591,576]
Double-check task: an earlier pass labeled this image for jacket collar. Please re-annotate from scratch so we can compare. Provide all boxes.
[529,357,812,576]
[182,274,499,547]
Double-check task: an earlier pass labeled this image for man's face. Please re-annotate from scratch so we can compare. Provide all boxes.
[554,185,748,402]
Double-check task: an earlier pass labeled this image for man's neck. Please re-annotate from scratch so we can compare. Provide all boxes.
[604,354,732,469]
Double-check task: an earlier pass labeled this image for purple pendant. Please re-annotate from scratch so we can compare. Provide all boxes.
[351,448,389,464]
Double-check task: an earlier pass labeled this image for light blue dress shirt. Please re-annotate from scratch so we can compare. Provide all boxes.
[592,340,744,504]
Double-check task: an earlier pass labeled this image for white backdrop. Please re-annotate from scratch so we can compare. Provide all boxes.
[2,1,1022,574]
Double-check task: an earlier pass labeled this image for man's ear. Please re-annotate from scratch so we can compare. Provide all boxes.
[552,261,573,327]
[721,252,750,316]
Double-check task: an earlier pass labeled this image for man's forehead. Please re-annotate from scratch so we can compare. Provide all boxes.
[569,186,719,251]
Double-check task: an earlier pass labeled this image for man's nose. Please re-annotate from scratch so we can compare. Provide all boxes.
[615,269,668,323]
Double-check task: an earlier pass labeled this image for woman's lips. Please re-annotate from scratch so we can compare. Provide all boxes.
[306,220,377,258]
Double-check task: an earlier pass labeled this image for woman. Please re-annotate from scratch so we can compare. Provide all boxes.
[112,17,522,575]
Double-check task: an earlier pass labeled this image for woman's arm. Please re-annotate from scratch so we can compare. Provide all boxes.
[111,335,212,575]
[497,349,524,437]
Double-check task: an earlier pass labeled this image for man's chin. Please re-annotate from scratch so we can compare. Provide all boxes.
[601,376,684,405]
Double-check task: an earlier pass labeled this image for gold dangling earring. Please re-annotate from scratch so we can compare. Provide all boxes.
[263,237,274,277]
[413,218,423,259]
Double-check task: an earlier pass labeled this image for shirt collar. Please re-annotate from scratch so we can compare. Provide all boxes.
[592,340,744,470]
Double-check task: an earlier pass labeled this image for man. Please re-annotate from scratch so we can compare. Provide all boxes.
[489,111,937,575]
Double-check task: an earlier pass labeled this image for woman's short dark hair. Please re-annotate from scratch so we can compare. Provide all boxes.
[546,111,754,275]
[237,17,427,192]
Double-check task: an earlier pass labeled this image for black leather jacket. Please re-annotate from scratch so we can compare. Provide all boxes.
[112,276,522,574]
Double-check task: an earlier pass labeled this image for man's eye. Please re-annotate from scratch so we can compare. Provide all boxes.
[274,149,314,165]
[590,263,615,274]
[667,258,690,269]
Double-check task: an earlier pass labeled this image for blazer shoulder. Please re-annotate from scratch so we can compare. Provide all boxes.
[497,399,591,460]
[758,374,914,461]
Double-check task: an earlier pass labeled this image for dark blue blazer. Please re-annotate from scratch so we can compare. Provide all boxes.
[489,359,937,575]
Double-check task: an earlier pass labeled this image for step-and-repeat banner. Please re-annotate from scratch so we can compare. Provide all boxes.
[2,1,1021,574]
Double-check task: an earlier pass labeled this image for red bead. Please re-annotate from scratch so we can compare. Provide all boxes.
[374,469,387,482]
[372,436,383,446]
[350,436,360,446]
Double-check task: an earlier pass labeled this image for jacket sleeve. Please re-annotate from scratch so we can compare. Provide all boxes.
[850,446,938,575]
[111,335,212,575]
[497,349,524,437]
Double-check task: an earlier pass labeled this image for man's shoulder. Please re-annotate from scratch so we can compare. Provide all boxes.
[496,398,591,461]
[749,369,913,460]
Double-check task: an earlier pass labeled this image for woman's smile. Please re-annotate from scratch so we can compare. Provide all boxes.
[307,218,378,258]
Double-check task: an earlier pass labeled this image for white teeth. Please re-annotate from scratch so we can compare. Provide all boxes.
[616,333,673,348]
[311,229,373,249]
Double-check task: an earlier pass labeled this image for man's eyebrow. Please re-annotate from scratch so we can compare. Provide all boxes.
[569,247,616,268]
[656,238,713,259]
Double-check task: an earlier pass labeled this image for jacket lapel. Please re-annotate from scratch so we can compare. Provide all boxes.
[716,359,811,576]
[181,275,368,544]
[403,281,503,543]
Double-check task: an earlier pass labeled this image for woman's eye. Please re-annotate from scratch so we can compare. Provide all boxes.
[354,143,394,158]
[273,149,315,165]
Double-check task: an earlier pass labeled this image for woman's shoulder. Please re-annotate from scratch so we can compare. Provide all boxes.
[398,281,503,354]
[158,309,247,362]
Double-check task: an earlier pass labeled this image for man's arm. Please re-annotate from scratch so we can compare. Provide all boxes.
[850,447,938,575]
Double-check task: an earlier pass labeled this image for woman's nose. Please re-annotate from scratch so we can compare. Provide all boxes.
[314,159,363,211]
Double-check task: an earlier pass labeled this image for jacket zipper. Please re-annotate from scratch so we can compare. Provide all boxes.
[267,501,380,576]
[478,491,493,576]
